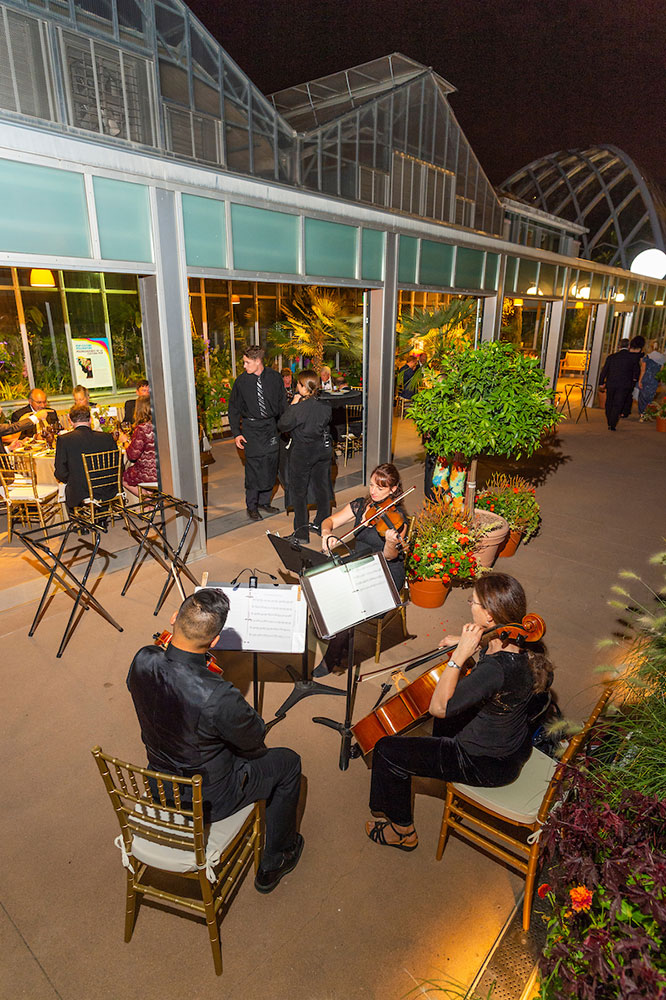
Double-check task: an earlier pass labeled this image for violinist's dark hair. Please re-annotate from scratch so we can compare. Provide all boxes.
[474,573,553,693]
[371,463,402,496]
[175,590,230,644]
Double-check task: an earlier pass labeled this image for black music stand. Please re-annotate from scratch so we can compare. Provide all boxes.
[121,490,200,615]
[300,552,402,770]
[260,534,348,716]
[17,517,123,658]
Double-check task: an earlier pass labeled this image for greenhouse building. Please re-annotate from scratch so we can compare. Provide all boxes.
[1,0,665,551]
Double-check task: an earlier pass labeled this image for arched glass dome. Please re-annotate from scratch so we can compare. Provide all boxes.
[501,146,666,270]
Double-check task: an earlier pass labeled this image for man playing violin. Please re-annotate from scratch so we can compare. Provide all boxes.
[314,463,408,677]
[127,590,304,893]
[365,574,553,850]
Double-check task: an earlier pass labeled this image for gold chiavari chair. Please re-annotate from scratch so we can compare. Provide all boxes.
[435,685,615,931]
[341,404,363,466]
[74,449,126,527]
[0,452,60,540]
[91,746,263,977]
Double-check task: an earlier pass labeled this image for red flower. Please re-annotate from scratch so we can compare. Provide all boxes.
[442,574,450,584]
[569,886,593,912]
[537,883,552,898]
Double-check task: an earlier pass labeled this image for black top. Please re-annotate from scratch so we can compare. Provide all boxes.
[127,643,266,822]
[350,496,406,590]
[447,650,535,758]
[53,425,119,508]
[228,367,287,437]
[277,396,332,445]
[599,349,641,389]
[10,403,62,439]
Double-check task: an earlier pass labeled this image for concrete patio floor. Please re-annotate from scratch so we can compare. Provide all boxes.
[2,406,665,1000]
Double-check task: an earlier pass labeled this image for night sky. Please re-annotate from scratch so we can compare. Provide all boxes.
[186,0,666,189]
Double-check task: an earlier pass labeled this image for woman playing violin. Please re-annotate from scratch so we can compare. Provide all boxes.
[313,463,408,677]
[366,573,553,850]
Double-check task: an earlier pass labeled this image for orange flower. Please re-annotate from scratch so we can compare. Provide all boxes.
[537,883,552,898]
[569,886,593,912]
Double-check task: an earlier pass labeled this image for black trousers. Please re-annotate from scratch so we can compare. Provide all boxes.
[369,728,531,826]
[229,748,302,869]
[605,385,632,429]
[289,448,331,541]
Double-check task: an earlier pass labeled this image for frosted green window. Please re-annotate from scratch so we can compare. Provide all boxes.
[398,236,418,284]
[504,257,518,294]
[93,177,152,262]
[539,263,557,296]
[454,247,484,289]
[304,218,357,278]
[0,159,90,258]
[419,241,454,286]
[231,204,299,274]
[483,253,499,291]
[516,258,539,295]
[361,229,384,281]
[182,195,226,268]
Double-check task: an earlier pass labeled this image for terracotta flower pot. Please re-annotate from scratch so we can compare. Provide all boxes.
[409,578,451,608]
[498,528,524,558]
[656,415,666,433]
[473,510,510,568]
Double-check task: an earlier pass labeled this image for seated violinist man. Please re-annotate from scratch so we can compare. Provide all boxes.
[127,589,304,893]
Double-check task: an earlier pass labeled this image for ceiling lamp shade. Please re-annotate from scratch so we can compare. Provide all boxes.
[29,268,55,287]
[630,248,666,279]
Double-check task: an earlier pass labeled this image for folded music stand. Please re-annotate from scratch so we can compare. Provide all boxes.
[121,490,200,615]
[17,517,123,658]
[300,551,401,770]
[266,533,346,715]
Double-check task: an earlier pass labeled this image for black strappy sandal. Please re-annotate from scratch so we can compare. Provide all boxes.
[366,820,418,852]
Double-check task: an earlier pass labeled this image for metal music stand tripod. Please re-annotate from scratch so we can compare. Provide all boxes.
[122,489,200,614]
[18,517,123,657]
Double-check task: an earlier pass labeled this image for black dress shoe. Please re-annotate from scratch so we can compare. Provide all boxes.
[258,504,280,514]
[308,523,322,535]
[247,507,262,521]
[255,834,304,894]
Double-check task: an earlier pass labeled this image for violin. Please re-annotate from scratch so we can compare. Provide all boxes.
[153,630,223,675]
[351,613,546,756]
[334,486,415,551]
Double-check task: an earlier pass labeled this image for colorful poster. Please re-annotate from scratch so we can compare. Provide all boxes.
[71,337,113,388]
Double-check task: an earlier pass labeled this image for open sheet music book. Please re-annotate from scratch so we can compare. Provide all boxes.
[301,552,401,639]
[197,583,307,654]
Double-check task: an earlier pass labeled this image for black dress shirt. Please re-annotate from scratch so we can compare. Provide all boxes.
[448,651,534,757]
[228,368,287,438]
[127,643,266,821]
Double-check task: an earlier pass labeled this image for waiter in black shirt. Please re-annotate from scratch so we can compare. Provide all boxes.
[127,590,304,893]
[228,346,287,521]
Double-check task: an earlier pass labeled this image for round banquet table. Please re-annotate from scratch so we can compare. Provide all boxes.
[319,389,364,443]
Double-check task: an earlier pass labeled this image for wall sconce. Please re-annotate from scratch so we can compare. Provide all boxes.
[614,292,625,303]
[29,268,55,287]
[526,285,544,296]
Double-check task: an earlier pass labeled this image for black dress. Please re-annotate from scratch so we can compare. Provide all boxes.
[277,396,333,542]
[369,650,535,825]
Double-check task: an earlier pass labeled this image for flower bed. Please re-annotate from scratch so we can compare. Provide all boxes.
[475,473,540,540]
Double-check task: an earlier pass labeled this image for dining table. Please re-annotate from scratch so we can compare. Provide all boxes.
[319,388,364,444]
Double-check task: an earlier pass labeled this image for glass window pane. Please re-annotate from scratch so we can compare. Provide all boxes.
[24,289,72,393]
[0,288,28,402]
[107,291,144,388]
[0,158,90,258]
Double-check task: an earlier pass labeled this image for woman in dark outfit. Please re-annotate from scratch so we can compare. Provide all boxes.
[314,463,407,676]
[277,370,333,543]
[366,573,553,850]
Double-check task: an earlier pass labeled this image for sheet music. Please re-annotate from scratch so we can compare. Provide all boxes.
[197,584,307,653]
[303,554,398,636]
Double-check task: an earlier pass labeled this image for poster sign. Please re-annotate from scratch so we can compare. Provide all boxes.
[71,337,114,388]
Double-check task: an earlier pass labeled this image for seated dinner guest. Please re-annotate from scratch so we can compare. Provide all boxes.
[127,590,304,893]
[118,397,157,497]
[365,573,553,850]
[1,408,50,454]
[281,367,295,402]
[277,370,333,543]
[319,366,334,392]
[54,404,118,515]
[11,388,62,439]
[123,378,150,425]
[313,462,407,677]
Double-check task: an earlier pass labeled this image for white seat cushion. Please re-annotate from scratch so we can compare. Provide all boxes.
[127,802,256,879]
[451,748,557,825]
[6,485,58,501]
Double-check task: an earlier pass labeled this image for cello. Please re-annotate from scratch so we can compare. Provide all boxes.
[351,613,546,756]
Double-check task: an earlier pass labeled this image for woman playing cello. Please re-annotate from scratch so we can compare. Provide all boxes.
[313,463,408,677]
[366,573,553,850]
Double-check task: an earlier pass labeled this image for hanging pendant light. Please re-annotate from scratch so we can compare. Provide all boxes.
[30,268,56,287]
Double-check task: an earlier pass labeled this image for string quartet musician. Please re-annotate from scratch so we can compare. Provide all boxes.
[127,590,304,893]
[313,463,407,677]
[365,574,554,850]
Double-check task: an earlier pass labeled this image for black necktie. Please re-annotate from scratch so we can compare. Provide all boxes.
[256,374,267,417]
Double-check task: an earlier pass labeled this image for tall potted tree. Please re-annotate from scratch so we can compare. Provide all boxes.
[270,287,362,373]
[408,341,561,529]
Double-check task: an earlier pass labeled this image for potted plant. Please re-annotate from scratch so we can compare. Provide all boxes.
[406,494,480,607]
[644,397,666,432]
[476,474,541,557]
[408,341,562,517]
[269,287,362,374]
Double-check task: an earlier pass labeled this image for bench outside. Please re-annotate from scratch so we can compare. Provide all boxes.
[559,350,589,376]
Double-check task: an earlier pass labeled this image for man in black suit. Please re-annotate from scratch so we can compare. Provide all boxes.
[54,404,119,514]
[123,379,150,424]
[1,408,50,455]
[599,336,644,431]
[127,589,304,893]
[11,387,62,439]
